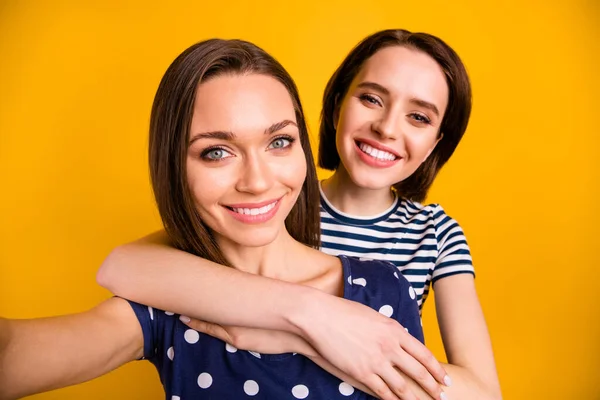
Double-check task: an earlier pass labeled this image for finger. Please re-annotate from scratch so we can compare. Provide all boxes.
[363,373,404,400]
[400,332,450,386]
[390,351,444,400]
[376,365,419,400]
[179,316,232,343]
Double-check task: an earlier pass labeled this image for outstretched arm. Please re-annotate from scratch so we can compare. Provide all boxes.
[0,298,143,400]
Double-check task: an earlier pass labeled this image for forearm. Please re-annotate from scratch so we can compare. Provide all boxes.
[0,299,142,400]
[98,236,321,335]
[434,275,502,400]
[440,363,502,400]
[364,363,498,400]
[389,364,499,400]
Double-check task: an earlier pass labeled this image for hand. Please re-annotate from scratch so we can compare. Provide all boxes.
[178,316,318,356]
[292,293,451,400]
[181,305,449,400]
[178,317,382,398]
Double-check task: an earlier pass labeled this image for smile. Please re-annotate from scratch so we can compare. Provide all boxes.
[358,142,397,161]
[354,140,401,168]
[223,197,283,224]
[230,202,277,216]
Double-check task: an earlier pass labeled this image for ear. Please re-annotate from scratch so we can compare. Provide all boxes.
[422,133,443,163]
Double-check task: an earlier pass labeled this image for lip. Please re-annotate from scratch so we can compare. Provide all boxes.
[222,196,283,224]
[355,138,402,157]
[225,197,282,209]
[354,140,401,168]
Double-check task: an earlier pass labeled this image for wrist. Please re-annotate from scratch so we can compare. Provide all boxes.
[284,286,329,339]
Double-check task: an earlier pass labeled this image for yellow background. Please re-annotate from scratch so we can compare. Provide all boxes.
[1,1,598,399]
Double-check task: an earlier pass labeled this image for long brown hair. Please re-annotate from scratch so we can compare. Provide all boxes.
[149,39,320,266]
[319,29,472,203]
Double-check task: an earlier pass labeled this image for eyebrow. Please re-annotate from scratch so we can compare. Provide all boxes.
[409,98,440,117]
[357,81,440,117]
[357,81,390,95]
[189,119,298,145]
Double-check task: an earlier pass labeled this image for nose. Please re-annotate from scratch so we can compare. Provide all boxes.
[235,153,274,194]
[372,108,401,140]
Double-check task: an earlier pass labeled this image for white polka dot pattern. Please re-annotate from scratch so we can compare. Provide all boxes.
[244,380,259,396]
[352,278,367,287]
[409,286,416,300]
[248,351,261,359]
[225,343,238,353]
[292,384,309,399]
[339,382,355,396]
[197,372,213,389]
[379,305,394,317]
[184,329,200,344]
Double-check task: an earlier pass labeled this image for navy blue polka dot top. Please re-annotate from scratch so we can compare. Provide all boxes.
[128,255,424,399]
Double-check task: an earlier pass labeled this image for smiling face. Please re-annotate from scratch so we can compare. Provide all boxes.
[334,45,449,190]
[186,73,307,249]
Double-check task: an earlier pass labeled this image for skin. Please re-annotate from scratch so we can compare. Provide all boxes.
[323,45,501,399]
[331,46,445,206]
[97,47,501,400]
[186,73,307,272]
[3,73,419,399]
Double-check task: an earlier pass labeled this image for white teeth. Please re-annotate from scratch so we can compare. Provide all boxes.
[359,143,396,161]
[231,201,276,216]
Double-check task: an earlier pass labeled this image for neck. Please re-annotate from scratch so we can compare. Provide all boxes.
[322,167,396,216]
[216,229,311,282]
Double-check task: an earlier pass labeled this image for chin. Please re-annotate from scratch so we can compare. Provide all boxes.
[347,167,398,191]
[224,227,281,248]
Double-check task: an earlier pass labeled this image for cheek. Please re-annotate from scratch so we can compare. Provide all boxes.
[336,101,361,136]
[273,149,307,191]
[405,132,439,160]
[186,164,234,208]
[337,103,377,148]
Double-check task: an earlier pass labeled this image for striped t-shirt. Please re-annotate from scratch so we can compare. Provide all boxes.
[319,186,475,312]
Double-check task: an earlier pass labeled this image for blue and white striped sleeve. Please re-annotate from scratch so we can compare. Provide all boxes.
[431,205,475,283]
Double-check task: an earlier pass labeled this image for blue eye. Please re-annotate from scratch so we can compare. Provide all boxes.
[201,147,232,161]
[268,136,295,150]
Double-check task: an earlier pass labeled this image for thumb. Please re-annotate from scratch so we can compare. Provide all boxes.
[179,316,232,343]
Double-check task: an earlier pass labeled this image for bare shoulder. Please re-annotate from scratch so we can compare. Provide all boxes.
[296,247,343,296]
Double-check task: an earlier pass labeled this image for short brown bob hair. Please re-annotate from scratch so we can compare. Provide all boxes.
[319,29,472,203]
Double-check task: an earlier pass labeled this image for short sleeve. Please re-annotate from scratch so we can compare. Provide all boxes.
[127,301,164,361]
[431,205,475,283]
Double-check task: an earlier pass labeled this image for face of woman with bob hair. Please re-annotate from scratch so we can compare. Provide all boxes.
[334,45,448,191]
[319,29,472,202]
